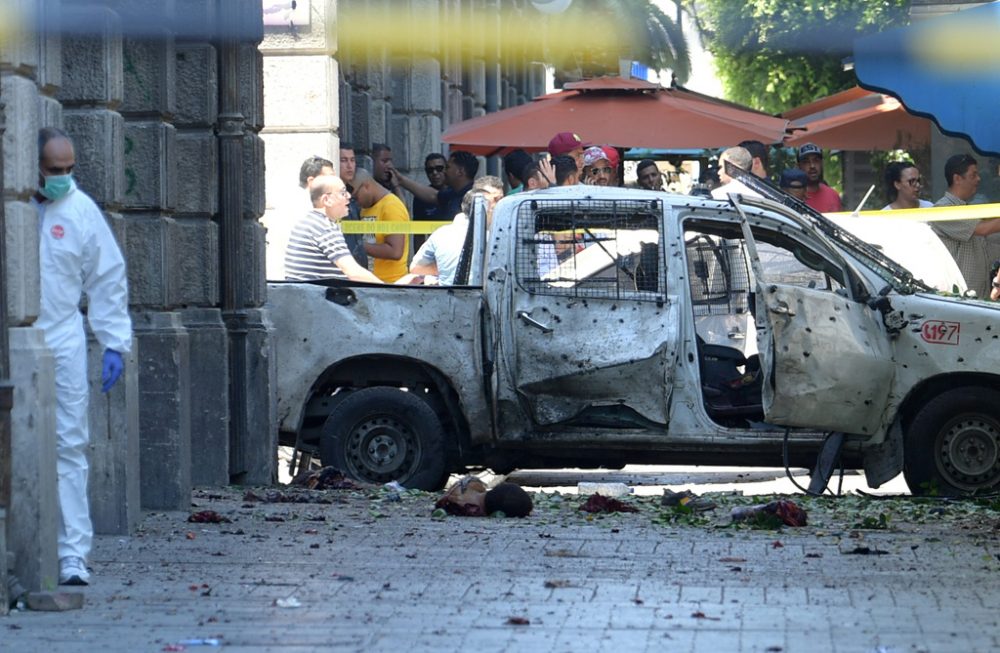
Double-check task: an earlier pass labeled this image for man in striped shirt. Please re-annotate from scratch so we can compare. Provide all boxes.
[284,175,383,283]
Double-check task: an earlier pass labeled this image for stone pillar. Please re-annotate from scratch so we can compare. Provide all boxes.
[86,334,140,534]
[134,311,191,509]
[2,0,60,593]
[8,328,58,592]
[260,0,339,281]
[180,308,229,486]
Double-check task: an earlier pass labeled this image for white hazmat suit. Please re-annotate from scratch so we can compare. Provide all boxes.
[32,178,131,563]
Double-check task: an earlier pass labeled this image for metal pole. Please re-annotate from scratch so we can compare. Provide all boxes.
[217,0,249,483]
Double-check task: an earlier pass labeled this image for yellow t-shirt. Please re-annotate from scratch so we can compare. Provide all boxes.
[362,193,410,283]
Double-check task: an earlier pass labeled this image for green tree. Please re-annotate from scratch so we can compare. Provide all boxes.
[686,0,910,113]
[550,0,692,85]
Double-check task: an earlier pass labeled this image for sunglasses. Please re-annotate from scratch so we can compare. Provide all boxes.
[591,166,613,176]
[425,165,446,174]
[904,177,924,187]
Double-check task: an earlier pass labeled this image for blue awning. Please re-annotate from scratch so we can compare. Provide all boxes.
[854,1,1000,157]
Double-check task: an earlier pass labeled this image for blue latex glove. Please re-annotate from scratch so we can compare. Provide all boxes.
[101,349,123,393]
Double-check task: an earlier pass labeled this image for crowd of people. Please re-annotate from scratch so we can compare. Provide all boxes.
[283,135,1000,299]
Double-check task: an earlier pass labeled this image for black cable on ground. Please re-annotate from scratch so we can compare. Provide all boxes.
[782,427,824,496]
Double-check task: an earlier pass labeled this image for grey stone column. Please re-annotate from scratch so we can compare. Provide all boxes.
[133,311,191,509]
[2,0,59,593]
[180,308,229,486]
[8,328,57,592]
[86,333,139,534]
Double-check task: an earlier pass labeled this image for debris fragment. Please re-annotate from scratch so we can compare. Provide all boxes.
[579,494,638,513]
[187,511,231,524]
[691,611,720,621]
[291,466,364,490]
[506,616,531,626]
[844,546,889,556]
[274,596,302,608]
[731,500,807,527]
[544,579,572,589]
[661,489,717,512]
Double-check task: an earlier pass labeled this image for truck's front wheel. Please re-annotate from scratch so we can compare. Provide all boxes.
[904,387,1000,496]
[320,387,447,490]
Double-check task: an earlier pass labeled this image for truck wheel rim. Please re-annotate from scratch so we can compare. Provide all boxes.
[345,416,418,482]
[936,416,1000,490]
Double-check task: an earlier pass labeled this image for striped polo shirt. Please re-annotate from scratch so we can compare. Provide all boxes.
[284,209,351,281]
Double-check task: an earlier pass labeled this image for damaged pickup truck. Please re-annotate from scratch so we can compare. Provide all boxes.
[269,175,1000,496]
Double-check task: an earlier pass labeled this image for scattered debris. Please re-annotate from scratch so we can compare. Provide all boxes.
[176,639,221,647]
[844,546,889,556]
[506,616,531,626]
[691,611,720,621]
[579,494,639,513]
[291,466,364,490]
[731,500,808,527]
[242,489,334,505]
[662,489,717,512]
[187,511,231,524]
[274,596,302,608]
[434,477,488,516]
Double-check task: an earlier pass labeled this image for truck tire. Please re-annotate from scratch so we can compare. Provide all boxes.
[903,387,1000,496]
[320,387,448,490]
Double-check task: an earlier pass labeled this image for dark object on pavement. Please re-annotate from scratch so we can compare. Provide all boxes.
[579,493,639,513]
[187,510,231,524]
[25,591,84,611]
[731,500,808,527]
[484,482,533,517]
[844,546,889,555]
[435,476,488,516]
[661,488,717,512]
[291,466,363,490]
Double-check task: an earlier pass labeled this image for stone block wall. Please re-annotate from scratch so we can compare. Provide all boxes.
[2,0,275,589]
[260,0,546,280]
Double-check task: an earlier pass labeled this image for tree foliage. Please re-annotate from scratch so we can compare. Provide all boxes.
[687,0,910,113]
[550,0,691,85]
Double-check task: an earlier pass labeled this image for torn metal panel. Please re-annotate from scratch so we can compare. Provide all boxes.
[760,284,894,435]
[507,293,678,427]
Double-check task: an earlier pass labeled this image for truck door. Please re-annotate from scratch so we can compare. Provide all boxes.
[491,197,678,431]
[726,204,895,436]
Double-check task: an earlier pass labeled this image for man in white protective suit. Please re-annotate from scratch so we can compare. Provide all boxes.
[32,127,132,586]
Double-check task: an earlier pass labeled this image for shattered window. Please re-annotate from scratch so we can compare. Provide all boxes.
[515,199,664,300]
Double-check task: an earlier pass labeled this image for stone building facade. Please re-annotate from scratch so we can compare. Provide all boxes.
[2,0,275,593]
[260,0,547,279]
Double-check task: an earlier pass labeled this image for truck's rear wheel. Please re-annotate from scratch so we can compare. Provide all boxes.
[904,387,1000,496]
[320,387,447,490]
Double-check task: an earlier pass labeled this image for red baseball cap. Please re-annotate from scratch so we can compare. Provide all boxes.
[548,132,589,157]
[600,146,620,168]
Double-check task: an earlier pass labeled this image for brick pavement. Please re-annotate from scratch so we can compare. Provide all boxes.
[4,486,1000,652]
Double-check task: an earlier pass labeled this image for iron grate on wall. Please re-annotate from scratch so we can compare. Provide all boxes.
[515,199,664,301]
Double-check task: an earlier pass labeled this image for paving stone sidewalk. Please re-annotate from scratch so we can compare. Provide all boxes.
[4,485,1000,652]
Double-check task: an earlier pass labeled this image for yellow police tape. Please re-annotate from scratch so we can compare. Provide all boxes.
[829,203,1000,221]
[338,203,1000,235]
[340,221,451,235]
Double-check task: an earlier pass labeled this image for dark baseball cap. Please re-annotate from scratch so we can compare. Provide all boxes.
[779,168,808,189]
